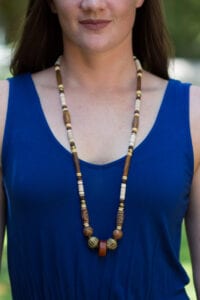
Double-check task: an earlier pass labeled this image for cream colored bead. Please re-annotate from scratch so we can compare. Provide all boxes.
[69,139,75,144]
[72,148,77,153]
[67,129,74,141]
[78,182,85,196]
[128,149,133,156]
[136,90,142,97]
[132,127,138,133]
[135,99,141,111]
[120,183,126,200]
[60,93,66,106]
[55,57,61,65]
[84,222,89,227]
[58,84,64,91]
[135,59,142,71]
[129,133,136,147]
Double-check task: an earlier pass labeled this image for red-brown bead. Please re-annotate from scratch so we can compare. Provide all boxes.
[98,240,107,257]
[113,229,123,240]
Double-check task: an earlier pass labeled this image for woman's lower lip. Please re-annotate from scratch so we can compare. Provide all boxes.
[80,22,111,30]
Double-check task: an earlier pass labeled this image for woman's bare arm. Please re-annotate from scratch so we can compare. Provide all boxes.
[186,165,200,299]
[0,168,6,270]
[0,80,9,269]
[185,85,200,299]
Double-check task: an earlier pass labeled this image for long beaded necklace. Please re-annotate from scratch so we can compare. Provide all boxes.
[54,56,143,256]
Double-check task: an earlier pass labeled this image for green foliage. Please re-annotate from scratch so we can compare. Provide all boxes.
[0,0,28,43]
[164,0,200,58]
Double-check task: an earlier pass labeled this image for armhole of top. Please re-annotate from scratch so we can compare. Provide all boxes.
[0,78,11,170]
[182,82,194,177]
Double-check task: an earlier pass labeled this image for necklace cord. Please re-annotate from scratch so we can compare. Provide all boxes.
[54,56,143,256]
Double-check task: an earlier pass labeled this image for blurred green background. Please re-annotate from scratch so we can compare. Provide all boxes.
[0,0,200,299]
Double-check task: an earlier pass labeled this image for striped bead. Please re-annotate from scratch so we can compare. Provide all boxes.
[88,237,99,249]
[107,238,117,250]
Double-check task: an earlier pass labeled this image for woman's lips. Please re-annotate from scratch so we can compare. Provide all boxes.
[79,20,111,30]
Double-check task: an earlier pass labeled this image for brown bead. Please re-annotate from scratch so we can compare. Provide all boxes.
[98,240,107,257]
[83,226,93,237]
[117,210,124,226]
[81,209,89,223]
[113,229,123,240]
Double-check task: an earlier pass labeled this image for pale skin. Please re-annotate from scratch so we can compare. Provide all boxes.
[0,0,200,296]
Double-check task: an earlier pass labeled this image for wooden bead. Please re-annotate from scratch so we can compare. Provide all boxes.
[113,229,123,240]
[81,208,89,223]
[98,240,107,256]
[83,226,93,237]
[88,236,99,249]
[107,238,117,250]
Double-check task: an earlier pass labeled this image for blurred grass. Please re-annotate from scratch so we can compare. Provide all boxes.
[0,225,196,300]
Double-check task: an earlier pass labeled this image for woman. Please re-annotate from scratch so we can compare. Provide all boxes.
[0,0,200,299]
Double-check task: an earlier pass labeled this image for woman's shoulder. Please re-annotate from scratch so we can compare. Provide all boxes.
[32,67,56,88]
[0,80,9,116]
[0,79,9,98]
[0,80,9,167]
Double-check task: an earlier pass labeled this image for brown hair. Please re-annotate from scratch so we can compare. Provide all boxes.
[10,0,173,79]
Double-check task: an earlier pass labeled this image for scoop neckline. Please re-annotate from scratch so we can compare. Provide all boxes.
[28,73,172,169]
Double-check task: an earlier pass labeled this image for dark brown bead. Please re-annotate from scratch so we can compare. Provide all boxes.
[123,155,131,177]
[137,76,142,90]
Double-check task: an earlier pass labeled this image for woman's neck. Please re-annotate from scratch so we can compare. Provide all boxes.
[61,43,137,92]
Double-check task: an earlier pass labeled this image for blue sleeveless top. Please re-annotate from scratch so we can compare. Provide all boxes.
[2,74,193,300]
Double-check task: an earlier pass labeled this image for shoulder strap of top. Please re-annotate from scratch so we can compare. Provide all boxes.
[166,78,193,173]
[2,74,36,171]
